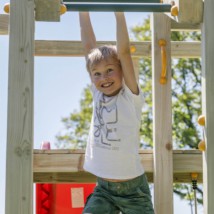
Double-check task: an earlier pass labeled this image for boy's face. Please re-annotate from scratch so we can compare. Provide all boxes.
[90,58,123,96]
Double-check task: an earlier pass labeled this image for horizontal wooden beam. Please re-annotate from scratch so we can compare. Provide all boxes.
[171,19,201,31]
[0,20,201,58]
[34,40,201,58]
[34,149,203,183]
[36,40,201,58]
[0,14,9,35]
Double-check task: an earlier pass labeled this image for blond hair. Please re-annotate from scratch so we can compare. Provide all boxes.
[86,45,120,72]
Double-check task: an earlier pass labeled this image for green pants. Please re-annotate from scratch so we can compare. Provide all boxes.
[83,173,154,214]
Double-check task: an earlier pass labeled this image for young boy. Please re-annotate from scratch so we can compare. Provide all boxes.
[79,12,154,214]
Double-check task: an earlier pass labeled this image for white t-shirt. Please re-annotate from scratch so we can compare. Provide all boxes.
[84,83,145,179]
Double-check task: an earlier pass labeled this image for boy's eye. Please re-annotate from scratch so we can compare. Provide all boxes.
[107,69,113,73]
[94,72,100,76]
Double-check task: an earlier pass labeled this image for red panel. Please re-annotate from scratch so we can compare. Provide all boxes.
[36,142,96,213]
[36,183,96,214]
[53,183,96,214]
[36,184,54,214]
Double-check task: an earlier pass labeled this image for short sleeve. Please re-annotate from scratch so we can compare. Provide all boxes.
[123,84,145,108]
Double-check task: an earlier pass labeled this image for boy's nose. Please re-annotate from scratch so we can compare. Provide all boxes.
[102,73,109,80]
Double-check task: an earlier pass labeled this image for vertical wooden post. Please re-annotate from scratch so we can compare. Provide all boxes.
[201,0,214,213]
[151,13,173,214]
[5,0,35,213]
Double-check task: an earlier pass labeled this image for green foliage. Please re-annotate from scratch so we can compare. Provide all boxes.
[131,16,203,208]
[172,58,201,148]
[56,16,203,208]
[55,86,92,149]
[131,16,202,150]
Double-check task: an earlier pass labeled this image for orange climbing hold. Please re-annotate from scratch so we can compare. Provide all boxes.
[60,4,67,15]
[160,77,167,84]
[198,140,206,151]
[130,45,136,54]
[197,115,205,126]
[159,39,167,85]
[4,3,10,14]
[171,5,178,16]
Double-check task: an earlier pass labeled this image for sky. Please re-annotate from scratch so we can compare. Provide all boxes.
[0,1,203,213]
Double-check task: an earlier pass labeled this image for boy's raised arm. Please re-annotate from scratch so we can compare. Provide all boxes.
[115,12,139,95]
[79,12,96,57]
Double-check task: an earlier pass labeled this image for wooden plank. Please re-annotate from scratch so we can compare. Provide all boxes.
[33,149,203,183]
[171,19,201,31]
[35,0,60,22]
[34,40,201,58]
[164,41,200,58]
[151,14,173,214]
[34,172,203,184]
[5,0,34,213]
[163,0,203,24]
[201,0,214,213]
[0,14,9,35]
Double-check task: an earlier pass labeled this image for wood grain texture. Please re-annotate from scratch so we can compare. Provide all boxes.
[5,0,35,214]
[35,0,60,22]
[151,13,173,214]
[201,0,214,213]
[163,0,203,24]
[171,19,201,31]
[0,14,9,35]
[33,149,202,183]
[34,40,201,58]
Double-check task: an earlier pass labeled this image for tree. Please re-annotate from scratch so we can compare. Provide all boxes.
[130,18,202,150]
[55,16,203,208]
[55,86,92,149]
[130,17,203,208]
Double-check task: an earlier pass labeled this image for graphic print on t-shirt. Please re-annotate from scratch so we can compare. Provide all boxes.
[93,97,121,149]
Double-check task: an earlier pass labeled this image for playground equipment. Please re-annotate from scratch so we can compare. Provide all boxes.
[3,3,9,13]
[158,39,167,84]
[3,1,177,16]
[63,2,172,12]
[36,142,96,214]
[1,0,213,213]
[191,173,199,214]
[3,2,68,15]
[198,115,206,152]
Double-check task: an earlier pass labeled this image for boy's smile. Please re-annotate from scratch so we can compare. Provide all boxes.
[90,59,123,96]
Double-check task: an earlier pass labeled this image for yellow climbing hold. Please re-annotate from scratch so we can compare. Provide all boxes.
[197,115,205,126]
[159,77,167,85]
[171,5,178,17]
[130,45,136,54]
[4,3,10,14]
[198,140,206,151]
[60,4,67,15]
